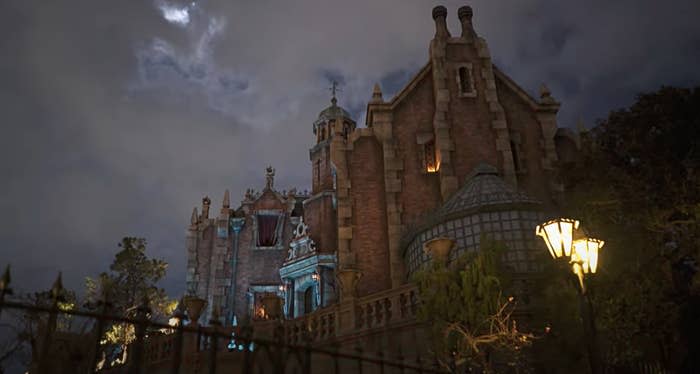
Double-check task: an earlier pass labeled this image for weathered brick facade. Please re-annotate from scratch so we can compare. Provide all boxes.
[185,4,577,328]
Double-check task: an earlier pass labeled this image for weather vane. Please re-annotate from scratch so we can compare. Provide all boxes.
[328,80,342,105]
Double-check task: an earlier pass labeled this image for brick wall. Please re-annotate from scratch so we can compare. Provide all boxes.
[303,195,337,253]
[392,73,442,228]
[349,136,391,296]
[444,42,501,183]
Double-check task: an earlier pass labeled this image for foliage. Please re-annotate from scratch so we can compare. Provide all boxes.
[560,86,700,370]
[413,236,534,373]
[85,237,172,366]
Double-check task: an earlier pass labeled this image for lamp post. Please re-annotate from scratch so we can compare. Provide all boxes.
[536,218,604,374]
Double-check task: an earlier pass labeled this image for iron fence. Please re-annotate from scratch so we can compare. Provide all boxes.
[0,270,447,374]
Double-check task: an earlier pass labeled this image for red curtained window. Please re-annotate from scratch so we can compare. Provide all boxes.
[257,214,279,246]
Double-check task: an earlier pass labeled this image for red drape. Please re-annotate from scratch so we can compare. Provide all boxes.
[257,215,278,246]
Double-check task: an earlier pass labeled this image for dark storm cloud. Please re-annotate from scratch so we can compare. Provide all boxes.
[1,0,698,298]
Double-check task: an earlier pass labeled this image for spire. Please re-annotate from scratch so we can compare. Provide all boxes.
[576,117,587,133]
[370,83,383,104]
[190,207,198,226]
[222,189,230,208]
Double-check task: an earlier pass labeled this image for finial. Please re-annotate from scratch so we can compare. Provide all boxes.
[190,207,198,225]
[329,81,342,106]
[431,6,450,38]
[539,83,557,104]
[458,6,475,39]
[265,166,276,190]
[222,189,230,208]
[370,83,383,104]
[201,196,211,219]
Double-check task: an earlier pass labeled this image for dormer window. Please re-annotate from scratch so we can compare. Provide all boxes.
[456,63,476,98]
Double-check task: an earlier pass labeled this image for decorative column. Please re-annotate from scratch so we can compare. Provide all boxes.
[335,268,362,335]
[227,217,245,325]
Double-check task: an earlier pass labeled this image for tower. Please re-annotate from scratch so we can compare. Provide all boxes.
[305,90,355,253]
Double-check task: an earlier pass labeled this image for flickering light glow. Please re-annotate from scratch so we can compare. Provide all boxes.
[572,238,604,274]
[535,218,580,259]
[426,161,440,173]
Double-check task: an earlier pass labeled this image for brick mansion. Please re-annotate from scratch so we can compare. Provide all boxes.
[184,3,579,345]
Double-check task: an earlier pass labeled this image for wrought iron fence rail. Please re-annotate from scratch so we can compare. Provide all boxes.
[0,297,447,373]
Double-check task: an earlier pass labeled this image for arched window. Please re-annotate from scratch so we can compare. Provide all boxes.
[303,287,314,315]
[320,127,326,141]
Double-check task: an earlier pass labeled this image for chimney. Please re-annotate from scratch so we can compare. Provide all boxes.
[432,6,450,39]
[458,6,475,39]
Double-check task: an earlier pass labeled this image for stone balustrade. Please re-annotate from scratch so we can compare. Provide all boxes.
[281,283,419,345]
[354,283,419,331]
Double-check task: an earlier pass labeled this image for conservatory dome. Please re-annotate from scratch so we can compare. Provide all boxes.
[403,163,547,276]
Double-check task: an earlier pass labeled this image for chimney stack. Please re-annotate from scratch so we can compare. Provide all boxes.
[432,6,450,39]
[458,6,475,39]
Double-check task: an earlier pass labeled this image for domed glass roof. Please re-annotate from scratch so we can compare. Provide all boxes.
[435,163,541,219]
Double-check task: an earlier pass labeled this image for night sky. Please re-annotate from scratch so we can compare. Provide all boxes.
[1,0,699,298]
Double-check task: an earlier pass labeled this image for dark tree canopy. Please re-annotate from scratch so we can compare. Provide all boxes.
[559,86,700,371]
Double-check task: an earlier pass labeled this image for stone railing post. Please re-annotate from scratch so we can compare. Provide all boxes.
[336,268,361,335]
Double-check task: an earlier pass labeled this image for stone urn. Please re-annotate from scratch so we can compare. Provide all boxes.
[423,237,454,264]
[336,268,362,300]
[183,296,207,325]
[261,294,283,319]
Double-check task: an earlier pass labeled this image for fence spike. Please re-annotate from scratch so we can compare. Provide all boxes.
[0,265,11,317]
[0,265,10,291]
[51,272,63,300]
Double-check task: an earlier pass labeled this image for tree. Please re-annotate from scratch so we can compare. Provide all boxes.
[85,237,175,367]
[413,236,534,373]
[560,86,700,371]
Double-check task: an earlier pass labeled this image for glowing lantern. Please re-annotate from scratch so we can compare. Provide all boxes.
[572,238,604,274]
[535,218,580,259]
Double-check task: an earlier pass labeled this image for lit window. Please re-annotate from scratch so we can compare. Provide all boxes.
[425,140,439,173]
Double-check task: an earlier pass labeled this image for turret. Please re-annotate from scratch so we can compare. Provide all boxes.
[310,93,355,194]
